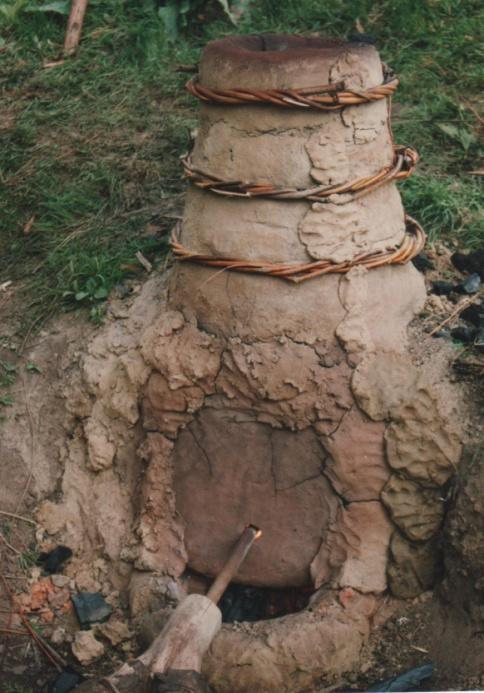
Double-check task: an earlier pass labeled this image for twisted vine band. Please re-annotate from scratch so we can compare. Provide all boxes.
[170,216,426,284]
[182,145,418,202]
[186,66,398,111]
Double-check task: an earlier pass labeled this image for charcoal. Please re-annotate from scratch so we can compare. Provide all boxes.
[37,546,72,575]
[460,304,484,327]
[451,248,484,280]
[450,325,477,343]
[48,668,82,693]
[431,280,455,296]
[412,253,434,272]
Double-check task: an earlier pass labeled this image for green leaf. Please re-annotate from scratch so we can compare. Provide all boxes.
[24,1,70,14]
[0,395,13,406]
[437,123,460,139]
[437,123,477,152]
[74,291,89,301]
[0,360,16,373]
[458,129,476,152]
[93,286,108,300]
[26,362,42,373]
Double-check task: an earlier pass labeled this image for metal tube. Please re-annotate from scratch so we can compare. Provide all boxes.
[206,525,261,605]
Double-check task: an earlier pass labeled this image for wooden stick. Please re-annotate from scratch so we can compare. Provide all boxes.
[0,510,37,525]
[206,525,261,604]
[429,294,481,337]
[64,0,89,56]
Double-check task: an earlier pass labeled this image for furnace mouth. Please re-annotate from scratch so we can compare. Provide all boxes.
[182,569,313,624]
[203,33,373,64]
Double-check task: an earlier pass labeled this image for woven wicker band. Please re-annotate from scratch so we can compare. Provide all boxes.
[182,145,418,202]
[186,66,398,111]
[171,215,425,284]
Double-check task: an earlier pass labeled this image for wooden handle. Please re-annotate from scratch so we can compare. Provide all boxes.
[206,525,261,604]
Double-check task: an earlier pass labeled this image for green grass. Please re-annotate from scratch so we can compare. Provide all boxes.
[0,0,482,337]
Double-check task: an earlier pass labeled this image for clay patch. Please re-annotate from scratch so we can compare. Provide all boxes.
[310,500,392,592]
[298,186,405,263]
[381,475,444,541]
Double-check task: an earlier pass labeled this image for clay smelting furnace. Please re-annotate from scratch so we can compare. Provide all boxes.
[37,34,462,693]
[130,34,462,691]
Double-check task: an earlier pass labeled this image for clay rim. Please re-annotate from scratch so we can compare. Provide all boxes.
[202,33,375,67]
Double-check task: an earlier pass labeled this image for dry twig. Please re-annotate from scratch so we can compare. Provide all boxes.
[429,294,481,336]
[64,0,89,56]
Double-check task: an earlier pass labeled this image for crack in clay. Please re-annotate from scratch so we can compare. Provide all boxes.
[326,405,355,438]
[277,468,326,492]
[186,425,214,477]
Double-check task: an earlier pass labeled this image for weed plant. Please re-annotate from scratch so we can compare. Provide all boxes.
[0,0,482,332]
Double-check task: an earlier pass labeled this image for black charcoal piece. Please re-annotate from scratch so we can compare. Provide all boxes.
[460,304,484,327]
[37,546,72,574]
[450,325,477,343]
[412,253,434,272]
[451,248,484,280]
[431,280,455,296]
[48,668,82,693]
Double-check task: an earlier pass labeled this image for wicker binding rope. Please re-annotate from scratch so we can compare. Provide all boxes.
[170,215,426,284]
[186,65,398,111]
[182,145,418,202]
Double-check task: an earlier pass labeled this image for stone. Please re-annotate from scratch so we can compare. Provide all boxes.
[72,630,105,665]
[51,574,71,588]
[456,272,481,295]
[387,531,440,599]
[50,627,67,645]
[47,587,71,611]
[381,475,444,541]
[97,619,132,646]
[72,592,113,629]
